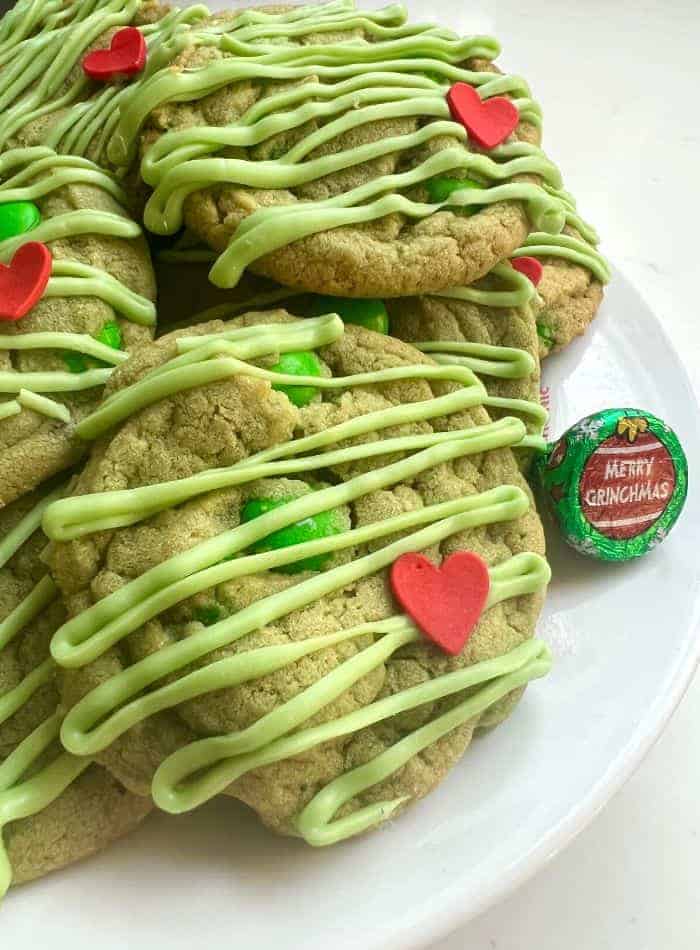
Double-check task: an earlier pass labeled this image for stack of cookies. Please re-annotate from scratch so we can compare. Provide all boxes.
[0,0,608,895]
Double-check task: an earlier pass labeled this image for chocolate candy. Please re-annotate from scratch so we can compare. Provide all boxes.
[534,408,688,560]
[241,496,342,573]
[0,201,40,242]
[309,295,389,335]
[270,350,322,407]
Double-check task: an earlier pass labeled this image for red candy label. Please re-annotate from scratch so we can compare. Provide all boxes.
[390,551,490,655]
[579,430,676,540]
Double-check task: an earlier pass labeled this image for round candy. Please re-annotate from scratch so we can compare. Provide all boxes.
[534,408,688,560]
[0,201,40,242]
[309,295,389,334]
[241,496,342,573]
[270,350,322,407]
[425,176,483,214]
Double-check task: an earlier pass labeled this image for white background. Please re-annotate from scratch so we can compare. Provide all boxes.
[431,0,700,946]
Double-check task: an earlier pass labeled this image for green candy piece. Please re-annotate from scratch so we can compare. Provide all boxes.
[193,604,223,626]
[270,350,322,407]
[426,176,483,214]
[536,319,556,349]
[63,320,123,374]
[241,496,342,573]
[0,201,41,242]
[308,295,389,335]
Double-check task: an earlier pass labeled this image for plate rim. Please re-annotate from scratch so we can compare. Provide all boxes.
[379,266,700,950]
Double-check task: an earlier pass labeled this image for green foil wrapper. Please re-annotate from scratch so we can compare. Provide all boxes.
[533,408,688,561]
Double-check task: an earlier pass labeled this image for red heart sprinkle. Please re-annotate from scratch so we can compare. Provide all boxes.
[511,256,543,286]
[83,27,147,83]
[447,83,519,150]
[390,551,490,655]
[0,242,52,322]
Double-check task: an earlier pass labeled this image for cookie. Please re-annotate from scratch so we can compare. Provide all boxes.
[0,147,156,506]
[43,312,551,844]
[0,0,200,167]
[96,2,598,297]
[0,485,151,895]
[526,227,610,356]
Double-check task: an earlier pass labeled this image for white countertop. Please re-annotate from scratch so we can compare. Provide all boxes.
[428,0,700,946]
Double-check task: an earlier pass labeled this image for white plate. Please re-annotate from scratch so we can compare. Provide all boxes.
[3,271,699,949]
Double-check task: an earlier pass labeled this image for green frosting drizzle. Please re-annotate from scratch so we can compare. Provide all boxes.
[93,0,585,288]
[0,0,209,161]
[512,231,611,284]
[0,482,93,898]
[0,1,605,295]
[425,174,483,210]
[36,318,551,843]
[63,320,123,374]
[0,147,155,421]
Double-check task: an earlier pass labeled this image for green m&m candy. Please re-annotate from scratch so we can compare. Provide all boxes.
[308,295,389,335]
[270,350,322,407]
[241,495,343,573]
[193,604,223,626]
[534,408,688,561]
[63,320,123,374]
[0,201,41,242]
[425,176,483,214]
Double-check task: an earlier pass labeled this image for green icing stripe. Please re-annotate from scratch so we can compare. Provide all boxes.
[0,0,209,160]
[46,260,156,328]
[0,0,593,293]
[415,339,536,380]
[0,714,89,899]
[0,657,54,729]
[0,147,127,205]
[0,575,57,653]
[0,485,63,570]
[0,331,130,366]
[0,368,112,395]
[0,148,155,416]
[0,483,89,898]
[0,402,21,421]
[0,211,140,261]
[512,231,611,283]
[293,637,551,845]
[17,390,71,423]
[75,343,494,441]
[432,262,537,309]
[100,0,572,288]
[410,340,545,442]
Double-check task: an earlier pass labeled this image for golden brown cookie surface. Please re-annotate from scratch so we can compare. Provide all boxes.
[48,314,547,840]
[0,489,151,891]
